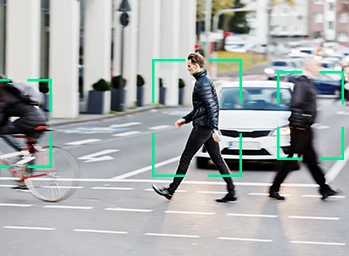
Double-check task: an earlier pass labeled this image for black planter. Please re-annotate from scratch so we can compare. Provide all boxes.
[178,88,185,105]
[137,87,144,106]
[111,88,126,111]
[159,87,166,105]
[87,90,110,114]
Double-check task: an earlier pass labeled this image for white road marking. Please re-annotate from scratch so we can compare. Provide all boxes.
[43,205,93,210]
[91,187,134,191]
[73,229,127,235]
[3,226,55,231]
[290,241,345,246]
[0,203,32,207]
[288,216,340,221]
[111,156,180,180]
[0,152,20,159]
[337,111,349,115]
[113,131,141,137]
[312,123,330,129]
[65,139,101,146]
[42,186,84,189]
[0,185,16,188]
[145,233,199,238]
[109,122,141,128]
[226,213,278,218]
[105,208,153,213]
[301,195,346,199]
[143,188,187,192]
[217,237,272,243]
[248,193,291,197]
[165,210,215,215]
[325,144,349,184]
[149,125,171,130]
[196,191,225,194]
[78,149,120,163]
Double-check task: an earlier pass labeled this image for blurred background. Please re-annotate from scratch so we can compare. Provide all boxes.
[0,0,349,118]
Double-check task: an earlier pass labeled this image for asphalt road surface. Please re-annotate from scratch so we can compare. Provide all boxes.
[0,98,348,256]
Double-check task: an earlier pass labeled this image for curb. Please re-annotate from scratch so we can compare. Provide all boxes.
[47,105,188,127]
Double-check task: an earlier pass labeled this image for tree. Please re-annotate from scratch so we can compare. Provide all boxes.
[228,0,250,34]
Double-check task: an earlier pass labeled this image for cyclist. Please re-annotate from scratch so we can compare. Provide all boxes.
[0,75,47,188]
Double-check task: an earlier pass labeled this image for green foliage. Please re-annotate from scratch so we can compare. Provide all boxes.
[159,78,163,88]
[228,0,250,34]
[111,75,126,89]
[92,78,111,91]
[178,78,185,88]
[137,74,145,87]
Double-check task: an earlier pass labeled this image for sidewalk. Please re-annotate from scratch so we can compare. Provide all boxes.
[47,105,186,127]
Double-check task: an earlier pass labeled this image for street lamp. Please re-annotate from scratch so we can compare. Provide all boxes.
[117,0,131,111]
[265,2,273,60]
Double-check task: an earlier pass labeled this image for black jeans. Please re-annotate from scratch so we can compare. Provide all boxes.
[169,126,235,194]
[270,128,330,193]
[0,121,23,151]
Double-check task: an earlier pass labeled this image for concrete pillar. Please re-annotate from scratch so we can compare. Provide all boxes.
[49,0,80,118]
[160,0,180,106]
[6,0,40,82]
[113,0,138,109]
[178,0,196,105]
[84,0,112,101]
[138,0,160,105]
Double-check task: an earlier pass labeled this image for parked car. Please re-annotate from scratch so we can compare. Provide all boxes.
[195,81,294,169]
[264,59,298,80]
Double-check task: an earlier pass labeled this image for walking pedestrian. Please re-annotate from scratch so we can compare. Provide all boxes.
[152,52,237,203]
[269,58,339,200]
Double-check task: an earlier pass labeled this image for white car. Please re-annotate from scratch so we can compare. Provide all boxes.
[196,81,294,169]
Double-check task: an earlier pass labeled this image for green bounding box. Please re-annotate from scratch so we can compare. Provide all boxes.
[319,70,345,105]
[276,127,302,161]
[27,78,53,113]
[208,58,243,104]
[319,127,345,161]
[151,58,186,178]
[208,133,243,178]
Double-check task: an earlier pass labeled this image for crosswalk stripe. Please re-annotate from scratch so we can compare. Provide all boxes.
[65,139,101,145]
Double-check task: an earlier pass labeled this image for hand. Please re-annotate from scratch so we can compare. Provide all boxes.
[175,118,186,128]
[212,130,221,142]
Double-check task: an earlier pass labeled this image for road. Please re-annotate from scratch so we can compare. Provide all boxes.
[0,99,348,256]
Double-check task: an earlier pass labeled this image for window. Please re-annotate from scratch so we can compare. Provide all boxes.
[339,13,349,23]
[328,21,334,29]
[249,28,256,36]
[281,26,287,32]
[314,13,323,23]
[284,6,289,14]
[338,32,349,42]
[328,2,334,11]
[313,0,324,4]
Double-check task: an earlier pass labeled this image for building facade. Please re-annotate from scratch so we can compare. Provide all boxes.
[308,0,349,46]
[0,0,196,118]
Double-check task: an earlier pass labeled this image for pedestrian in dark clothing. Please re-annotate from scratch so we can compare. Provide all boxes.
[269,59,339,200]
[152,53,237,203]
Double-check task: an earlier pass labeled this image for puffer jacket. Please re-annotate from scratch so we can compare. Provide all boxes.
[0,85,47,134]
[288,75,317,129]
[182,70,219,131]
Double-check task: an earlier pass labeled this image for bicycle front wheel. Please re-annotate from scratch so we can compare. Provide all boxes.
[25,146,81,202]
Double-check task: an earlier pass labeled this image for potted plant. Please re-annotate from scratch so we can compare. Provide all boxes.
[111,75,126,111]
[137,74,145,106]
[87,78,111,114]
[159,77,166,105]
[178,78,185,105]
[38,79,50,120]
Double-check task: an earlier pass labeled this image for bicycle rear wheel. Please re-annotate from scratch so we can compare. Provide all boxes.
[24,146,81,202]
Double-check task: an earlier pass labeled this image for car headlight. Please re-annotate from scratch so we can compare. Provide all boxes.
[272,125,290,136]
[264,68,275,74]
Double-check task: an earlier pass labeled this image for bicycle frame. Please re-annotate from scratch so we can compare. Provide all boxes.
[0,135,49,181]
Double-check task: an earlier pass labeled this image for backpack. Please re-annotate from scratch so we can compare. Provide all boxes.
[6,82,43,106]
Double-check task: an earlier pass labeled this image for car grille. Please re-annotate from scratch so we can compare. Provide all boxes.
[221,148,271,156]
[220,130,271,138]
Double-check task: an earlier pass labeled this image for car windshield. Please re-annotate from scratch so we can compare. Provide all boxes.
[219,87,292,111]
[272,61,288,66]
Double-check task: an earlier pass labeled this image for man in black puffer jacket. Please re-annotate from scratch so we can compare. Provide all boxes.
[269,58,339,201]
[152,53,237,203]
[0,75,47,153]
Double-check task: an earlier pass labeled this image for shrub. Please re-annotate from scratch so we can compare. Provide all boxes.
[92,78,111,91]
[178,78,185,88]
[111,75,126,89]
[137,74,145,87]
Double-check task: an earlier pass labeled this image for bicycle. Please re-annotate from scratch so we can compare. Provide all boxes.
[0,125,81,202]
